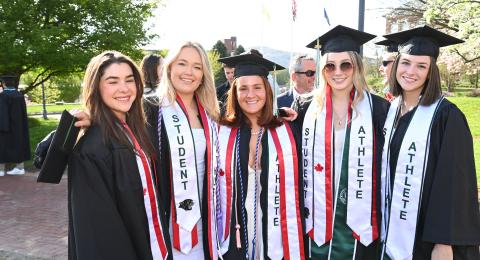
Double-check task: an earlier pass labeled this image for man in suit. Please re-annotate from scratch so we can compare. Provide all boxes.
[277,54,316,108]
[216,62,235,116]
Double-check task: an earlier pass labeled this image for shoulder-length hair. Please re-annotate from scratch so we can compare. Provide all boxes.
[82,51,155,157]
[140,54,163,89]
[221,75,282,128]
[389,55,441,106]
[314,51,369,112]
[157,41,220,121]
[313,51,370,110]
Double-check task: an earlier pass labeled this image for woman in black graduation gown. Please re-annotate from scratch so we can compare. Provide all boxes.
[144,41,221,260]
[380,26,480,260]
[293,26,389,260]
[68,51,170,259]
[216,50,306,260]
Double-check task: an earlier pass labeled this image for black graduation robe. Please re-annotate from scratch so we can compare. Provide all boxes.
[387,98,480,259]
[221,122,306,260]
[68,125,172,260]
[0,89,30,163]
[292,93,389,260]
[0,93,9,132]
[216,81,230,117]
[144,100,212,259]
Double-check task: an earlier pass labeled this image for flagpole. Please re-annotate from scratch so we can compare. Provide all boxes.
[290,0,296,91]
[260,0,265,53]
[358,0,365,56]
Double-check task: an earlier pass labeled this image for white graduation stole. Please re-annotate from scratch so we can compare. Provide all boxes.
[347,91,377,245]
[381,97,443,260]
[302,87,377,247]
[217,124,305,259]
[122,123,169,260]
[162,96,219,258]
[217,125,238,254]
[267,124,305,260]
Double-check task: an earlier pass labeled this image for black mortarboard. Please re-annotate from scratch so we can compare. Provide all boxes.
[383,25,463,59]
[37,110,80,184]
[375,39,398,53]
[1,75,18,88]
[306,25,376,55]
[217,49,285,79]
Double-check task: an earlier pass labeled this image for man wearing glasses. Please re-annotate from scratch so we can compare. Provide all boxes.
[277,54,316,108]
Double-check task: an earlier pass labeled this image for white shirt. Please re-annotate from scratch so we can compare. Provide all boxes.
[246,166,264,260]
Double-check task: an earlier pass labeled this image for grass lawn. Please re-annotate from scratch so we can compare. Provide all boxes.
[27,103,81,115]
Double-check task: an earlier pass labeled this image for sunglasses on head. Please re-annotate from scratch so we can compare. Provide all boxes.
[324,61,353,73]
[382,60,394,67]
[295,70,316,77]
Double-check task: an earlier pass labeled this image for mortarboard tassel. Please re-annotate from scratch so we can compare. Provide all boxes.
[236,224,242,248]
[272,65,278,115]
[315,39,321,90]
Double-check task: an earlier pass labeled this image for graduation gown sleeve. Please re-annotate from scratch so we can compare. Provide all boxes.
[421,101,480,245]
[68,126,159,260]
[0,93,9,132]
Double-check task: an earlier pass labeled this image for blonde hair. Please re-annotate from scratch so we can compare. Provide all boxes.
[314,51,369,112]
[157,41,220,120]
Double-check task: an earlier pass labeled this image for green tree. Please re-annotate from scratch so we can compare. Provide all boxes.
[389,0,480,83]
[0,0,159,93]
[208,50,226,86]
[234,45,246,55]
[212,40,228,58]
[275,70,290,86]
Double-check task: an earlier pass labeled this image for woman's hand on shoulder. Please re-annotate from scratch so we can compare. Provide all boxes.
[278,107,298,122]
[71,109,92,128]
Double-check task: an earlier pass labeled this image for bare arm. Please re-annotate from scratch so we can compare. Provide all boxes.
[431,244,453,260]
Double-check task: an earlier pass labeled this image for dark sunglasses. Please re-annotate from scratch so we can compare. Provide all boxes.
[382,60,394,67]
[295,70,316,77]
[324,62,353,73]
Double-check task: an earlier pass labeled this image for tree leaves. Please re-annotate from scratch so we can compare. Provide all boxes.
[0,0,159,92]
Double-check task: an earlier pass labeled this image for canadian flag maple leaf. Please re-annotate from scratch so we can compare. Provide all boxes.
[219,168,225,176]
[143,188,147,196]
[315,163,324,173]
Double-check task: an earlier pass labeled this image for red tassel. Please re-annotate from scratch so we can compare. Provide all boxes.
[236,224,241,248]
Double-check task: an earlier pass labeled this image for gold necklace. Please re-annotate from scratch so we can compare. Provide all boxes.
[333,112,347,126]
[251,127,263,135]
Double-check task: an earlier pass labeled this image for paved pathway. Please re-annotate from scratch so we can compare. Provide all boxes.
[0,171,67,260]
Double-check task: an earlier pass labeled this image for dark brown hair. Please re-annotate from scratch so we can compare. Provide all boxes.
[389,55,441,106]
[221,76,282,128]
[140,54,163,89]
[82,51,156,157]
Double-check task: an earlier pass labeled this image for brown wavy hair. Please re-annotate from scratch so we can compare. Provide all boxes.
[389,55,441,106]
[221,75,282,128]
[82,51,155,157]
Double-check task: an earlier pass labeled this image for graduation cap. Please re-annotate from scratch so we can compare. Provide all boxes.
[383,25,464,59]
[37,110,81,184]
[375,39,398,53]
[306,25,376,55]
[217,49,285,79]
[217,49,286,113]
[1,75,18,89]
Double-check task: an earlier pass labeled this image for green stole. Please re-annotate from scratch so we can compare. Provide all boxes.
[310,125,356,259]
